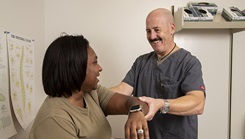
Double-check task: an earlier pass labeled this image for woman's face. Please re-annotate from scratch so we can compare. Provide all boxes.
[81,47,102,92]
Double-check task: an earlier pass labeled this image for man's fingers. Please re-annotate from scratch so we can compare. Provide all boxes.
[138,96,147,102]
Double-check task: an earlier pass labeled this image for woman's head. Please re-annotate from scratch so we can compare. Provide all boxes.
[42,34,89,97]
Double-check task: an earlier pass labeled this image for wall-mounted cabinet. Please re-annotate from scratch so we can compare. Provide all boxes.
[174,7,245,33]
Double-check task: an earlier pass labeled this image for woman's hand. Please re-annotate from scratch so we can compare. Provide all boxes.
[124,111,149,139]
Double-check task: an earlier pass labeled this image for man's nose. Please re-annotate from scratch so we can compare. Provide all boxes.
[148,31,157,40]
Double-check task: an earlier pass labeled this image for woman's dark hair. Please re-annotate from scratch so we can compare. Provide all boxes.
[42,34,89,97]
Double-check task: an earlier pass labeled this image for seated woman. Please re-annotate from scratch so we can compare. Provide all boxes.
[29,34,149,139]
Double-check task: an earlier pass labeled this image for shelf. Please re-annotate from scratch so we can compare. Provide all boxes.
[174,7,245,33]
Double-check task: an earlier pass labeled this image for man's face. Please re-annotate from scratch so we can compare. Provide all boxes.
[81,47,102,92]
[146,15,174,54]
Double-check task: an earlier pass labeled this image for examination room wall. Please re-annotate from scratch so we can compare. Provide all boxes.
[1,0,245,139]
[0,1,45,139]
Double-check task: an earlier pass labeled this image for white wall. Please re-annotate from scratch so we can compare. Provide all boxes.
[0,1,45,139]
[1,0,245,138]
[231,31,245,139]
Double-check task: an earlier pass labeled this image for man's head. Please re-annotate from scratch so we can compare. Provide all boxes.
[146,8,175,56]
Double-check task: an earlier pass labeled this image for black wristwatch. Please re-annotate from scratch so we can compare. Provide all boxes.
[129,105,142,113]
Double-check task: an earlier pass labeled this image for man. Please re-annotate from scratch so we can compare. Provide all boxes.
[110,8,206,139]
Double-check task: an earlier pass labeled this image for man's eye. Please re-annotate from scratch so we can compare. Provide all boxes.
[155,29,160,32]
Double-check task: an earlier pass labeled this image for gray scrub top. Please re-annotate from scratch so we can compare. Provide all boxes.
[123,48,205,139]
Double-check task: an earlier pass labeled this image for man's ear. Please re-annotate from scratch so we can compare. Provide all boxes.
[170,23,176,35]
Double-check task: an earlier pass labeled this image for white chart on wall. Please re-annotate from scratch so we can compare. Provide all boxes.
[7,32,35,130]
[0,30,17,139]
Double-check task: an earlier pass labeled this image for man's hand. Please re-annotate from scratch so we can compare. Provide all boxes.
[138,96,164,121]
[125,111,149,139]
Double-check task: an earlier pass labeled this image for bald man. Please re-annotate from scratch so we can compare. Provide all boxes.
[111,8,206,139]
